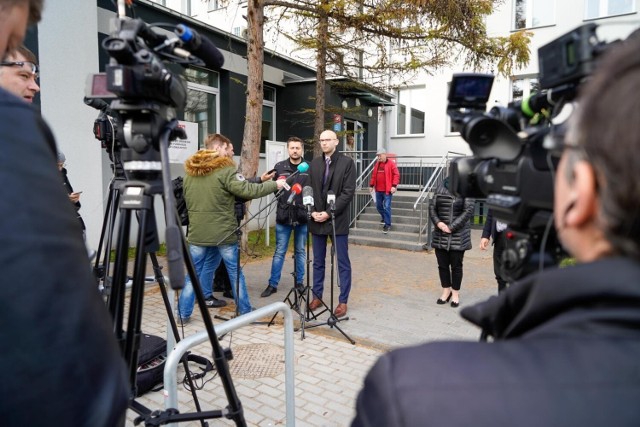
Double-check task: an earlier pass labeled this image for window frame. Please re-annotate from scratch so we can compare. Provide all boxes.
[513,0,556,30]
[584,0,635,20]
[395,86,426,137]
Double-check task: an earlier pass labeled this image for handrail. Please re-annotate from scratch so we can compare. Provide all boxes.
[163,302,296,427]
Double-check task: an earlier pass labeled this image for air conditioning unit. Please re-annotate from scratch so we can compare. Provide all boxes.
[241,28,249,39]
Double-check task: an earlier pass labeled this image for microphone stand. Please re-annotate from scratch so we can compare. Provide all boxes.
[305,200,355,344]
[267,203,310,338]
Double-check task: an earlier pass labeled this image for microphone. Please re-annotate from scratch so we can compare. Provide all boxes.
[175,24,225,71]
[327,190,336,211]
[277,176,290,191]
[286,183,302,204]
[84,96,110,112]
[302,186,314,216]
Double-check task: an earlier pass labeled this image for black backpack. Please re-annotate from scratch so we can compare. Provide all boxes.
[136,333,167,396]
[172,176,189,226]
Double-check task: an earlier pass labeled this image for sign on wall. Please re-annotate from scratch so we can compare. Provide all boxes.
[169,121,199,164]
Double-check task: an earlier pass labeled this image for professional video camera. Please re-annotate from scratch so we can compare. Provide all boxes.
[446,23,616,281]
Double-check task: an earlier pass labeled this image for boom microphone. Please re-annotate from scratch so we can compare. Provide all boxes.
[286,183,302,204]
[175,24,225,71]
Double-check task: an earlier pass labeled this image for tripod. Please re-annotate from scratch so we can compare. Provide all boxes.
[106,121,246,426]
[267,209,310,336]
[304,204,355,344]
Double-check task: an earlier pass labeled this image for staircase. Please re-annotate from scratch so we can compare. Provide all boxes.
[349,191,426,251]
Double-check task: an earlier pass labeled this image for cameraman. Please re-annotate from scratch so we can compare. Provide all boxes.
[352,33,640,426]
[0,1,128,426]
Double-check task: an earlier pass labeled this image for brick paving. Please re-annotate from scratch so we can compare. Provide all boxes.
[125,229,496,426]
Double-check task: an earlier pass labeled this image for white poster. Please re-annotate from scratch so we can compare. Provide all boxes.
[266,140,287,171]
[169,121,199,164]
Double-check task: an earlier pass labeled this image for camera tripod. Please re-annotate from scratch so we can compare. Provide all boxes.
[104,120,246,426]
[267,212,310,338]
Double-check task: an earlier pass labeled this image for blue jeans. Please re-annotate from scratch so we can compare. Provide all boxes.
[268,222,307,288]
[376,192,392,227]
[178,243,253,318]
[311,234,351,304]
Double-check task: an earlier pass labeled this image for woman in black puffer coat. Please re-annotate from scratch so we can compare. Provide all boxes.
[429,178,474,307]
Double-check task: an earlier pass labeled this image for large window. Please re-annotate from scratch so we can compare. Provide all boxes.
[514,0,555,29]
[585,0,634,19]
[182,68,219,148]
[396,86,425,136]
[512,76,540,102]
[260,86,276,153]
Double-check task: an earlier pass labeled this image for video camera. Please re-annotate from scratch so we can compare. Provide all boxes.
[84,13,223,183]
[446,23,616,281]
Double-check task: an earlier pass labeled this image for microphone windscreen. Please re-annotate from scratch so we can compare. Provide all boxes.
[297,162,309,173]
[291,183,302,194]
[302,186,313,198]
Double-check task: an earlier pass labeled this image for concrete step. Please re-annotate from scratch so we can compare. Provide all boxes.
[353,220,420,234]
[358,212,425,226]
[349,234,425,252]
[350,227,421,243]
[362,206,420,217]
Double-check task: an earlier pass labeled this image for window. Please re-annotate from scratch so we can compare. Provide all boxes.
[208,0,220,11]
[511,76,540,102]
[514,0,555,29]
[585,0,634,19]
[181,68,219,148]
[396,87,425,136]
[260,86,276,153]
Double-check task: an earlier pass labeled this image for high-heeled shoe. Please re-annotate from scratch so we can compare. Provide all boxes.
[436,293,452,304]
[450,299,460,308]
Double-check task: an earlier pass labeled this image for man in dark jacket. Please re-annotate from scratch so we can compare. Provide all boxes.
[261,136,310,297]
[480,209,508,293]
[352,30,640,427]
[308,129,356,318]
[0,1,129,425]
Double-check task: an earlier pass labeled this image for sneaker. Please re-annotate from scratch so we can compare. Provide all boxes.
[383,225,390,234]
[379,219,385,224]
[222,290,234,299]
[177,316,191,325]
[295,283,306,294]
[260,285,277,298]
[205,296,227,308]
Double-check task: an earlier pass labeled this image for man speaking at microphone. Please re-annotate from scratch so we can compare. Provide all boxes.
[261,136,311,297]
[308,130,356,318]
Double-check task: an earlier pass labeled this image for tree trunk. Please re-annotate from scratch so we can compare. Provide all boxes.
[239,0,265,252]
[313,0,329,157]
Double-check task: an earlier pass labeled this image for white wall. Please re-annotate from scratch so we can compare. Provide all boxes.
[39,0,107,249]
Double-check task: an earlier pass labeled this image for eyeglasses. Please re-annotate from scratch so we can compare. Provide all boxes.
[319,138,336,142]
[0,61,39,79]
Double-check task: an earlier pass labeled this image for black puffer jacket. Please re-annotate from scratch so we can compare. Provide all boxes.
[429,185,474,251]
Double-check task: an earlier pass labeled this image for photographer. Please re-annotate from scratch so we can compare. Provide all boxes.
[0,0,128,425]
[352,32,640,426]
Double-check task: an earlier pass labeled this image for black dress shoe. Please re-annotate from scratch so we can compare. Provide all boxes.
[436,294,452,305]
[260,285,277,298]
[451,300,460,308]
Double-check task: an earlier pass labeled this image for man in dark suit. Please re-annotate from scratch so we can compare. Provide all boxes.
[480,209,508,293]
[308,129,356,318]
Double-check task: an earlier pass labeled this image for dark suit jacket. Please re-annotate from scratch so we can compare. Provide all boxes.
[308,150,356,235]
[0,88,128,426]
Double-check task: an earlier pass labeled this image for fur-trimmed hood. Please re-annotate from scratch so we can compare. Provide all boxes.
[184,149,236,176]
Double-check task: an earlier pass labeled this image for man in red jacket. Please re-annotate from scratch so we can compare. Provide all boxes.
[368,148,400,234]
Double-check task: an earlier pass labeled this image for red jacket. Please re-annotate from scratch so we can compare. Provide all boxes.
[369,159,400,194]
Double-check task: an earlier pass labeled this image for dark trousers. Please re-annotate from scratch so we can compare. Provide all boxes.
[311,233,351,304]
[493,233,508,293]
[434,248,465,290]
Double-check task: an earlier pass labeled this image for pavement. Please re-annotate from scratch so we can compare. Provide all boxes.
[125,229,497,426]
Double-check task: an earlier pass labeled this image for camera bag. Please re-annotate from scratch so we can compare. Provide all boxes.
[136,333,167,396]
